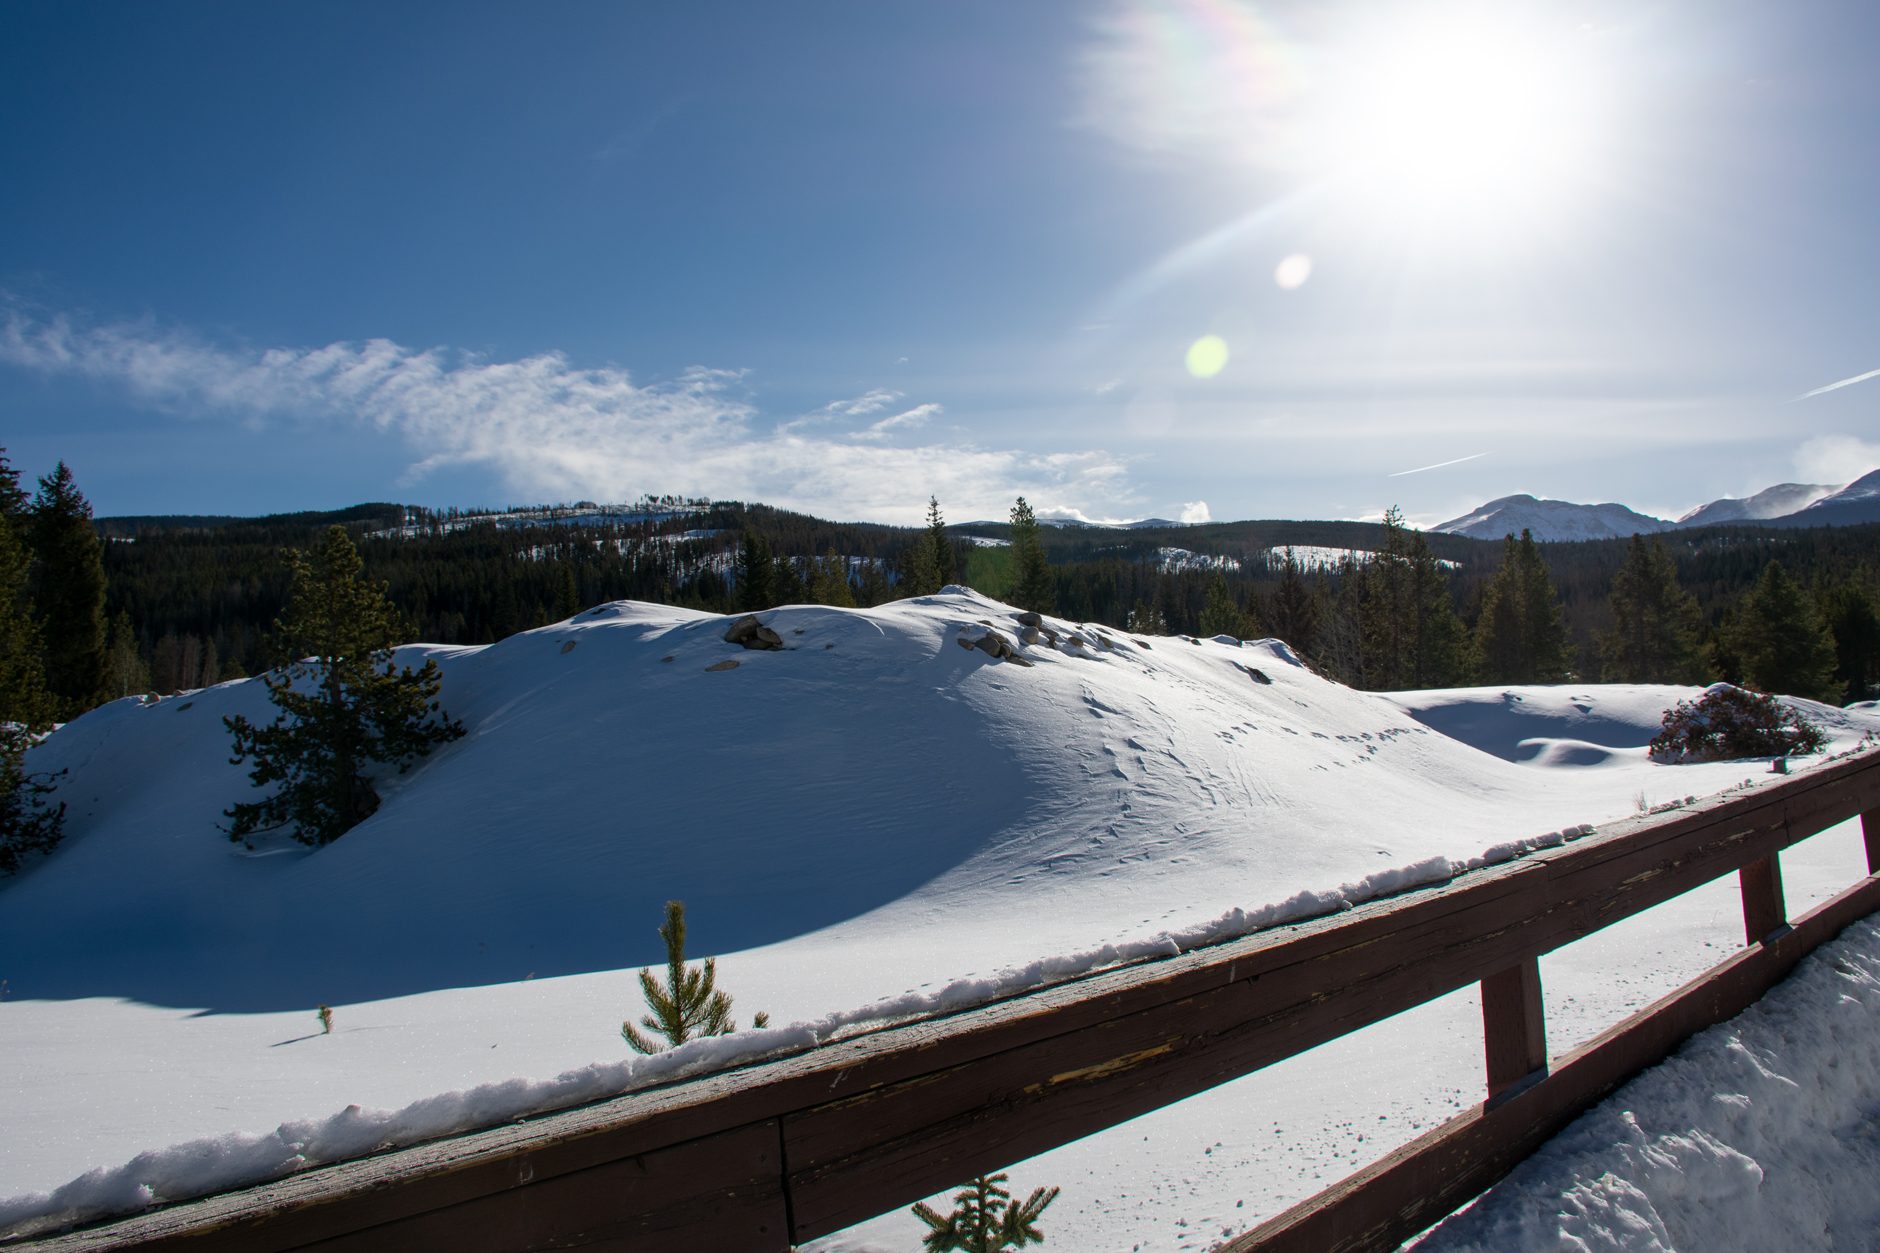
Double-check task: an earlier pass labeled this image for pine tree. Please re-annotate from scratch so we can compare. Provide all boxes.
[1599,535,1709,683]
[29,462,108,718]
[553,563,580,621]
[811,549,857,607]
[1727,560,1841,701]
[1198,574,1248,638]
[925,496,954,590]
[623,899,768,1053]
[912,1172,1060,1252]
[1819,577,1880,703]
[0,449,27,522]
[1265,548,1321,659]
[771,553,807,606]
[224,525,464,847]
[1009,498,1052,613]
[101,610,150,700]
[906,496,954,597]
[737,531,775,611]
[0,498,63,875]
[1405,530,1468,688]
[1317,556,1370,685]
[1475,530,1572,684]
[1359,508,1416,688]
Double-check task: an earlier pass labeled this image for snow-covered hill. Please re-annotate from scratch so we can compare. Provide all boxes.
[4,590,1877,1246]
[1433,494,1673,542]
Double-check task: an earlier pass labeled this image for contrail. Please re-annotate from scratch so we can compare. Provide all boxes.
[1388,452,1487,477]
[1797,366,1880,400]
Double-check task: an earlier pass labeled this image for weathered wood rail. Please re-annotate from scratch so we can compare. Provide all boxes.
[19,748,1880,1252]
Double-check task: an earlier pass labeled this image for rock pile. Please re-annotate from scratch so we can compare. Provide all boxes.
[723,614,784,651]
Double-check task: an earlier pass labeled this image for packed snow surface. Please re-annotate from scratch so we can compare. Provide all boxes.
[3,589,1877,1245]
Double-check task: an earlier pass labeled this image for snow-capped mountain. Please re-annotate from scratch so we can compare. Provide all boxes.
[1432,494,1674,542]
[1675,483,1838,528]
[1760,468,1880,528]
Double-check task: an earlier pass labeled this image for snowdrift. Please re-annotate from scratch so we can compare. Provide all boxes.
[5,589,1877,1242]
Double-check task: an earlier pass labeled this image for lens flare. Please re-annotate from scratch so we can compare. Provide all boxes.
[1274,253,1313,289]
[1186,335,1230,378]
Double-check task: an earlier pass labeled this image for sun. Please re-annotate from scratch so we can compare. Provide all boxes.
[1311,6,1607,230]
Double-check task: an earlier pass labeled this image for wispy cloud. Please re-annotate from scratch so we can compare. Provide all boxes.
[1387,451,1488,477]
[774,386,910,435]
[1179,500,1211,524]
[827,387,903,417]
[0,308,1133,525]
[1796,366,1880,401]
[851,402,942,441]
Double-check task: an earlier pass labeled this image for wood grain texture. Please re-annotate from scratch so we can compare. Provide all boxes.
[1481,957,1547,1097]
[20,750,1880,1253]
[1739,853,1787,944]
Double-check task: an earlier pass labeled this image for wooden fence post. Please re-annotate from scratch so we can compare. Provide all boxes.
[1864,810,1880,875]
[1481,956,1547,1098]
[1739,852,1786,944]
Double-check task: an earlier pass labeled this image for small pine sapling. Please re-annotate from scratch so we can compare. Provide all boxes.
[622,900,769,1053]
[912,1172,1060,1252]
[317,1004,333,1034]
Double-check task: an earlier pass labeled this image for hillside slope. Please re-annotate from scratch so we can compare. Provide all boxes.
[5,590,1877,1243]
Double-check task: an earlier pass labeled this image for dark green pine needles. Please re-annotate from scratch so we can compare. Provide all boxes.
[912,1173,1061,1252]
[224,525,463,847]
[623,900,769,1053]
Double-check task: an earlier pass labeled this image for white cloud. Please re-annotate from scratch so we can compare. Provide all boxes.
[1179,500,1211,524]
[0,309,1135,525]
[1793,435,1880,487]
[827,387,902,417]
[851,402,942,441]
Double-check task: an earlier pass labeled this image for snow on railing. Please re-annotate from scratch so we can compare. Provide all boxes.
[17,748,1880,1253]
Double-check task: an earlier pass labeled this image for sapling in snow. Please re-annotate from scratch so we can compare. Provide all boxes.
[912,1172,1060,1252]
[623,899,768,1053]
[317,1004,333,1034]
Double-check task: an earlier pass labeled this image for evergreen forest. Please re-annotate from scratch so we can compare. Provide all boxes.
[15,454,1880,715]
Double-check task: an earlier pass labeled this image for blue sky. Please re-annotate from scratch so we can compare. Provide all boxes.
[3,0,1878,526]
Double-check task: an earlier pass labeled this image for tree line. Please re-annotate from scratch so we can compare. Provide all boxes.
[3,459,1874,873]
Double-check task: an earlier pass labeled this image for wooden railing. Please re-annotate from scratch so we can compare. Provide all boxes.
[21,747,1880,1252]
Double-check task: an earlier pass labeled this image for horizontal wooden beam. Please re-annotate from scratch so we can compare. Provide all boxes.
[21,749,1880,1252]
[1222,869,1880,1253]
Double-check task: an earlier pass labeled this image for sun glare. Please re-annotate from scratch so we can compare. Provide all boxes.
[1314,7,1606,231]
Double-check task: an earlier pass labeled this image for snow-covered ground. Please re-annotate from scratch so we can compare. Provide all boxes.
[2,589,1875,1247]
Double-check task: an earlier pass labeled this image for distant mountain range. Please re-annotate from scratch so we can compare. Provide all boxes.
[1433,471,1880,541]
